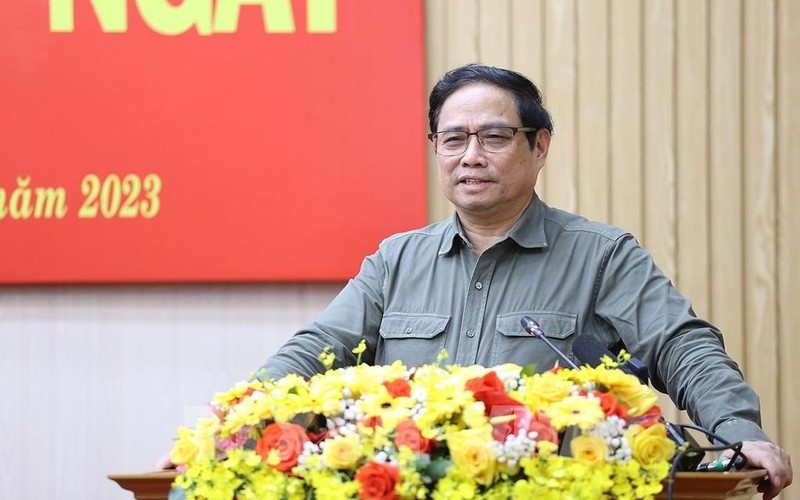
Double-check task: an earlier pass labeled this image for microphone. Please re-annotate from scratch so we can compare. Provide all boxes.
[572,334,649,385]
[520,316,580,370]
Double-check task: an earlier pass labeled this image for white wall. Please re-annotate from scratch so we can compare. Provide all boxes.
[0,283,344,499]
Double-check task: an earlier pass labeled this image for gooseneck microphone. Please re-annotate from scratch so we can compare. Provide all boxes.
[520,316,579,370]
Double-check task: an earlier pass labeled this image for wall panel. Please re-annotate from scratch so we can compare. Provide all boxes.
[777,0,800,485]
[743,0,778,440]
[542,0,578,212]
[709,0,745,364]
[478,0,511,67]
[609,0,644,239]
[576,0,610,222]
[676,0,710,320]
[424,3,799,496]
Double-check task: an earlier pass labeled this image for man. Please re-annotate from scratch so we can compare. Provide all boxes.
[170,64,793,497]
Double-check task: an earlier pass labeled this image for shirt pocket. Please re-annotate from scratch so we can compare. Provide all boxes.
[377,312,450,367]
[491,311,577,368]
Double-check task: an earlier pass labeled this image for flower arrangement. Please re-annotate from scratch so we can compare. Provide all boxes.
[169,346,676,500]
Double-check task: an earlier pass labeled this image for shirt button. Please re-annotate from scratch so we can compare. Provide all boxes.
[475,282,483,290]
[466,329,475,338]
[404,327,413,334]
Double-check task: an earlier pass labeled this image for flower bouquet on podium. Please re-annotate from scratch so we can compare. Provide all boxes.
[168,345,676,499]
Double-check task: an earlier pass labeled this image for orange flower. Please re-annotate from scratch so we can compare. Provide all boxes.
[355,461,400,500]
[255,422,309,473]
[383,378,411,398]
[594,390,629,418]
[395,420,432,453]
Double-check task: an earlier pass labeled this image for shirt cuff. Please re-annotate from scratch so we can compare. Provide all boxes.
[713,418,772,444]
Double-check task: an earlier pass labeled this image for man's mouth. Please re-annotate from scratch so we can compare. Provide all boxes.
[459,178,492,184]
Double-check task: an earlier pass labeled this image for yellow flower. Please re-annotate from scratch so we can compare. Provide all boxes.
[544,395,606,430]
[343,364,386,398]
[594,367,658,416]
[415,366,475,431]
[462,401,489,429]
[518,371,574,411]
[358,386,414,429]
[322,434,361,469]
[319,347,336,371]
[194,417,219,461]
[352,339,367,355]
[308,370,347,416]
[447,427,497,486]
[213,380,264,408]
[266,449,281,467]
[537,440,559,457]
[625,423,676,465]
[170,427,199,465]
[570,434,608,467]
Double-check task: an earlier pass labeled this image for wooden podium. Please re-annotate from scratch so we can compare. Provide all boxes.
[109,469,767,500]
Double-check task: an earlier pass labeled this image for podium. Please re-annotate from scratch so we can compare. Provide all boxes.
[109,469,767,500]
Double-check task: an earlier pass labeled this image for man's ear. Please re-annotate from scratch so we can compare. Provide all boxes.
[535,129,552,161]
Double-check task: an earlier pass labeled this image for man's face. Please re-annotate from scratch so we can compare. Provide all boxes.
[435,83,549,222]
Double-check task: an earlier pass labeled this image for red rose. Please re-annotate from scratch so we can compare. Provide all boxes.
[466,372,521,415]
[478,390,524,414]
[383,378,411,398]
[394,420,432,453]
[528,413,559,445]
[255,422,309,473]
[466,371,506,395]
[467,372,531,442]
[594,390,629,418]
[355,461,399,500]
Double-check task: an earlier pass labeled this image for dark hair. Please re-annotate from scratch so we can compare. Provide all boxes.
[428,64,553,147]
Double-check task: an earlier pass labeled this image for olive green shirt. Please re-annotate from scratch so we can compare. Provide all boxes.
[261,195,769,444]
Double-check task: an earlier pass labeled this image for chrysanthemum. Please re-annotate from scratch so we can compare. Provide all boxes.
[543,395,606,430]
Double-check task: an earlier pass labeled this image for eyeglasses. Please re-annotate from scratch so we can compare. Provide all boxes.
[428,126,538,156]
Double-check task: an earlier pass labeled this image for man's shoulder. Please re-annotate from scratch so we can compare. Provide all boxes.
[542,204,630,243]
[376,219,453,255]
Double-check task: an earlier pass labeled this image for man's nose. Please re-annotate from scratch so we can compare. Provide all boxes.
[461,134,487,165]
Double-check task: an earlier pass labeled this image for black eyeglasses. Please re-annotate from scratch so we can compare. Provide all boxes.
[428,126,538,156]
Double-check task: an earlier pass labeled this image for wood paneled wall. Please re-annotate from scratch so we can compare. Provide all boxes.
[425,0,799,489]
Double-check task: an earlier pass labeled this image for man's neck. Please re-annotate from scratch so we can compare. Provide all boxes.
[457,200,531,254]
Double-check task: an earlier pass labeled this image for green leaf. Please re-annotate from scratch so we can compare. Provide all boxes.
[425,458,453,482]
[521,363,538,377]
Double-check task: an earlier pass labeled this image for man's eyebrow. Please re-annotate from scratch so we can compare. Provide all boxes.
[438,121,514,132]
[481,121,514,129]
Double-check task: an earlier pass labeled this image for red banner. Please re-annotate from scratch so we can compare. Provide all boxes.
[0,0,427,283]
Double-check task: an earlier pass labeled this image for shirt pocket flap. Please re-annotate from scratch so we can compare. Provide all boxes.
[379,313,451,340]
[496,311,577,340]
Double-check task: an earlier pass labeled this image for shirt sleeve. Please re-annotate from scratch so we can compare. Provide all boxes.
[254,250,386,381]
[593,234,771,444]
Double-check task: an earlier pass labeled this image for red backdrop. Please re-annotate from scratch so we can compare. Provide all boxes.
[0,0,427,283]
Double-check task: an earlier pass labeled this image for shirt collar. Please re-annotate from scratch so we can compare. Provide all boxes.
[507,194,548,249]
[437,194,549,255]
[438,215,465,255]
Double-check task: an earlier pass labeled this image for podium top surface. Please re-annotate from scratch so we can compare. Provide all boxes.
[109,469,768,500]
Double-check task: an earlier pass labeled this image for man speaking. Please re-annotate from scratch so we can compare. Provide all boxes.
[170,64,794,498]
